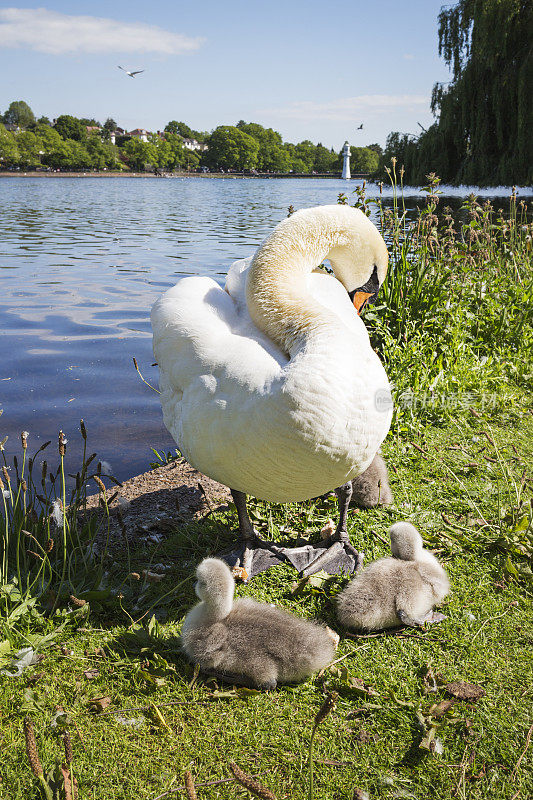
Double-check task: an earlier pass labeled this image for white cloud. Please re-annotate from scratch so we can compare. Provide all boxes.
[0,7,204,55]
[261,95,429,121]
[403,54,415,60]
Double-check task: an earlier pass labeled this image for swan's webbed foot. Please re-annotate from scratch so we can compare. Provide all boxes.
[396,608,425,628]
[299,482,363,578]
[226,534,289,582]
[221,485,363,581]
[199,666,276,690]
[422,610,447,625]
[299,535,364,578]
[219,490,292,581]
[396,608,447,628]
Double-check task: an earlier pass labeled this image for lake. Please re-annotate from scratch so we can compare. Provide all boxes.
[1,176,531,482]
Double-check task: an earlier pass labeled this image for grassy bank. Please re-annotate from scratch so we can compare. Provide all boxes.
[1,178,532,799]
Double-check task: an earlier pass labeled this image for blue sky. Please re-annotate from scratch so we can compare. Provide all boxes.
[0,1,452,148]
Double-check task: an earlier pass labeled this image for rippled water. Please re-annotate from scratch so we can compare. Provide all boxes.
[1,176,530,481]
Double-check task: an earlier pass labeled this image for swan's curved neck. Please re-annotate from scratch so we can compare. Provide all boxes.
[204,590,233,620]
[246,211,355,353]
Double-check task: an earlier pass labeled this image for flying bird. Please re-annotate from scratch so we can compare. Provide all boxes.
[357,123,364,130]
[118,66,145,78]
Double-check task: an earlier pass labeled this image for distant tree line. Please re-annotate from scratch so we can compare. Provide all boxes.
[0,101,381,175]
[377,0,532,186]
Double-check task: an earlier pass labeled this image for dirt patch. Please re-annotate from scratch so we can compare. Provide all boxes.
[84,458,231,547]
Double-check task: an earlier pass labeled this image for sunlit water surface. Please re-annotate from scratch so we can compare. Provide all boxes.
[1,177,531,481]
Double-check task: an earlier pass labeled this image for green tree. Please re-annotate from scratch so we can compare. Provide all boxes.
[37,116,51,127]
[34,124,63,149]
[348,146,379,174]
[86,135,121,170]
[2,100,35,128]
[313,143,338,173]
[434,0,532,184]
[293,140,316,172]
[165,120,192,138]
[65,140,92,169]
[15,131,42,168]
[0,124,19,167]
[54,115,87,142]
[162,133,187,168]
[183,147,201,170]
[382,0,532,185]
[122,138,158,171]
[204,126,259,171]
[41,139,71,170]
[165,121,206,143]
[102,118,117,140]
[235,122,289,172]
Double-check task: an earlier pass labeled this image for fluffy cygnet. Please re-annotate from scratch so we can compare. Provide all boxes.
[336,522,449,630]
[182,558,338,689]
[351,452,393,508]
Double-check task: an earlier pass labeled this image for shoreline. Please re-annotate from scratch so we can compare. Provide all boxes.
[1,172,529,191]
[0,170,365,180]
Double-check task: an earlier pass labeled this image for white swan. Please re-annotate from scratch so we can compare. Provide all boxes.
[151,205,392,578]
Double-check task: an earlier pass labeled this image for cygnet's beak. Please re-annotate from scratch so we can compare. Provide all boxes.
[348,265,380,315]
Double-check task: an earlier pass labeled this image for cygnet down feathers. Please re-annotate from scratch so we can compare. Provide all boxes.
[351,452,393,509]
[336,522,449,630]
[182,558,338,689]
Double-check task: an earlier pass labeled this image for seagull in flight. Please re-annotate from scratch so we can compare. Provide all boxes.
[118,66,145,78]
[357,123,364,130]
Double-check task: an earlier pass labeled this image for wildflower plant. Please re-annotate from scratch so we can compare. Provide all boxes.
[0,417,123,645]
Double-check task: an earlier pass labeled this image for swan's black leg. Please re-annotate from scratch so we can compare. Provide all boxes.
[300,482,363,577]
[230,489,256,579]
[229,489,291,580]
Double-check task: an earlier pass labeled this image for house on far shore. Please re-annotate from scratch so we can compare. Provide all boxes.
[128,128,150,142]
[109,128,126,145]
[85,126,101,136]
[182,137,208,152]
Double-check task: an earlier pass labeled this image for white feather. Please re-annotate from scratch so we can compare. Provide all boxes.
[151,205,392,502]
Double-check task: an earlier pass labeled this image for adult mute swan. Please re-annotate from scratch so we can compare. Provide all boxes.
[151,205,392,579]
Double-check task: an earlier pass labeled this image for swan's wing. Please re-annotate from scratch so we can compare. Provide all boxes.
[225,256,252,310]
[307,269,366,337]
[151,276,287,445]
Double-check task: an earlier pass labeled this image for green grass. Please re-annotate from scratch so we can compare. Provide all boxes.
[1,411,531,800]
[1,183,532,799]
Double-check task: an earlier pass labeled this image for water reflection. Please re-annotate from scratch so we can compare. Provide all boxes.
[1,177,531,481]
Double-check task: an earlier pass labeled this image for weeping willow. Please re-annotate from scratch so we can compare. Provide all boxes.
[380,0,532,186]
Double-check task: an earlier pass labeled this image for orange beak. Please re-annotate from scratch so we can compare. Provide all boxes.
[351,291,374,314]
